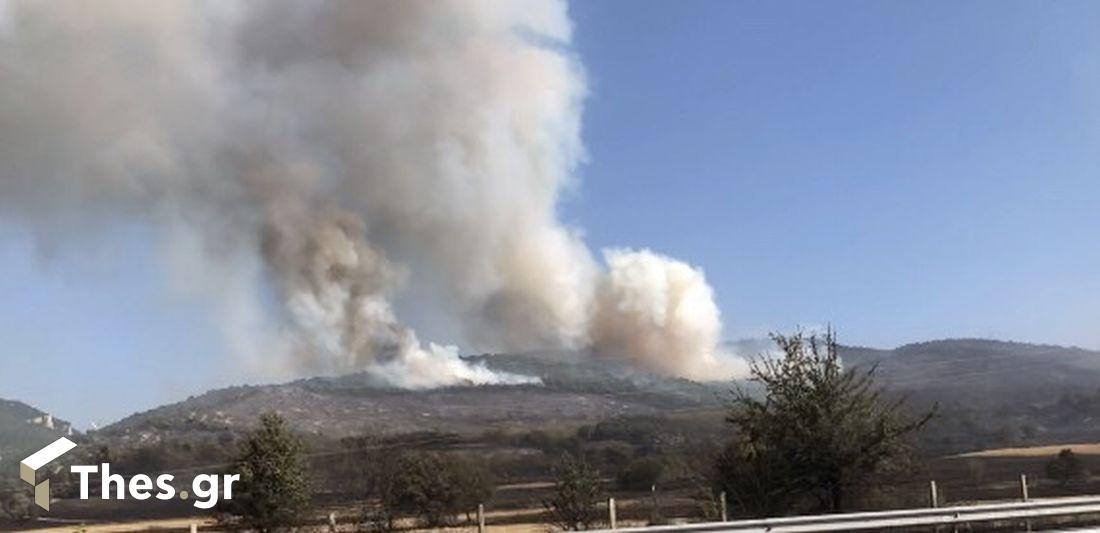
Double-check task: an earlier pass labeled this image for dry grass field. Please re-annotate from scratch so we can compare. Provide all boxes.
[957,443,1100,458]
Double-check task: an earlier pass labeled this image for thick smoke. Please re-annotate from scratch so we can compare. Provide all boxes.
[0,0,741,385]
[592,249,739,380]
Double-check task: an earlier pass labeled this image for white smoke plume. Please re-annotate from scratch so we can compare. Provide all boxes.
[0,0,741,386]
[592,249,744,380]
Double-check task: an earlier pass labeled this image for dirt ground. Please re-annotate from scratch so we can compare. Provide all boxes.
[27,517,215,533]
[16,443,1100,532]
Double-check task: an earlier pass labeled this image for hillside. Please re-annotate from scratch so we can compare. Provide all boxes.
[86,339,1100,454]
[842,339,1100,400]
[837,339,1100,453]
[99,353,728,446]
[0,399,73,465]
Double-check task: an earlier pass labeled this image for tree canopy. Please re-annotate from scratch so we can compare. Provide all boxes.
[220,412,311,532]
[378,451,493,528]
[717,329,933,516]
[543,453,604,530]
[1046,448,1089,487]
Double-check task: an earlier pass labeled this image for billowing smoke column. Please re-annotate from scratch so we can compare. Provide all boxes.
[0,0,742,386]
[592,249,730,380]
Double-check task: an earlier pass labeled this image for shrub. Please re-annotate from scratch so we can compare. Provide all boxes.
[220,412,311,532]
[381,452,493,528]
[617,457,665,491]
[543,454,604,530]
[1046,448,1089,487]
[718,330,932,515]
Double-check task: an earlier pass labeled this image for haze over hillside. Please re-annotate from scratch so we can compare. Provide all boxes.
[26,338,1082,455]
[843,338,1100,397]
[99,353,729,445]
[3,338,1097,459]
[0,399,74,464]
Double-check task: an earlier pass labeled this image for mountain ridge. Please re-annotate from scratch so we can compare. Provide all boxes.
[0,399,75,463]
[7,338,1099,456]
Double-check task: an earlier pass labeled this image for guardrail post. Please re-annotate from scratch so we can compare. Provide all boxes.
[1020,474,1031,531]
[720,490,728,521]
[929,480,938,508]
[651,484,660,524]
[478,503,485,533]
[328,512,337,532]
[609,497,617,530]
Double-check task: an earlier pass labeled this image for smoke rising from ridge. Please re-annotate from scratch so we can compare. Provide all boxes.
[0,0,743,385]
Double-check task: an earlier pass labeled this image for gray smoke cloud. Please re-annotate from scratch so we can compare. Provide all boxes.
[0,0,744,386]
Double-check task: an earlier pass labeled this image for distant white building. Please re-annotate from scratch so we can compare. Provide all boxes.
[27,413,53,429]
[27,413,73,435]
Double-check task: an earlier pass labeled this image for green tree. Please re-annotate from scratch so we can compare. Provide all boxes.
[543,454,604,531]
[617,457,665,491]
[1046,448,1089,487]
[360,455,398,533]
[453,456,494,522]
[381,452,492,528]
[220,412,310,532]
[718,329,932,516]
[391,452,456,527]
[0,481,37,521]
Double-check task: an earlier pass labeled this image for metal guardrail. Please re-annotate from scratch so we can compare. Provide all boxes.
[596,495,1100,532]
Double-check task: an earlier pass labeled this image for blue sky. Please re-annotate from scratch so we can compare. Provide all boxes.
[4,0,1100,425]
[568,0,1100,347]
